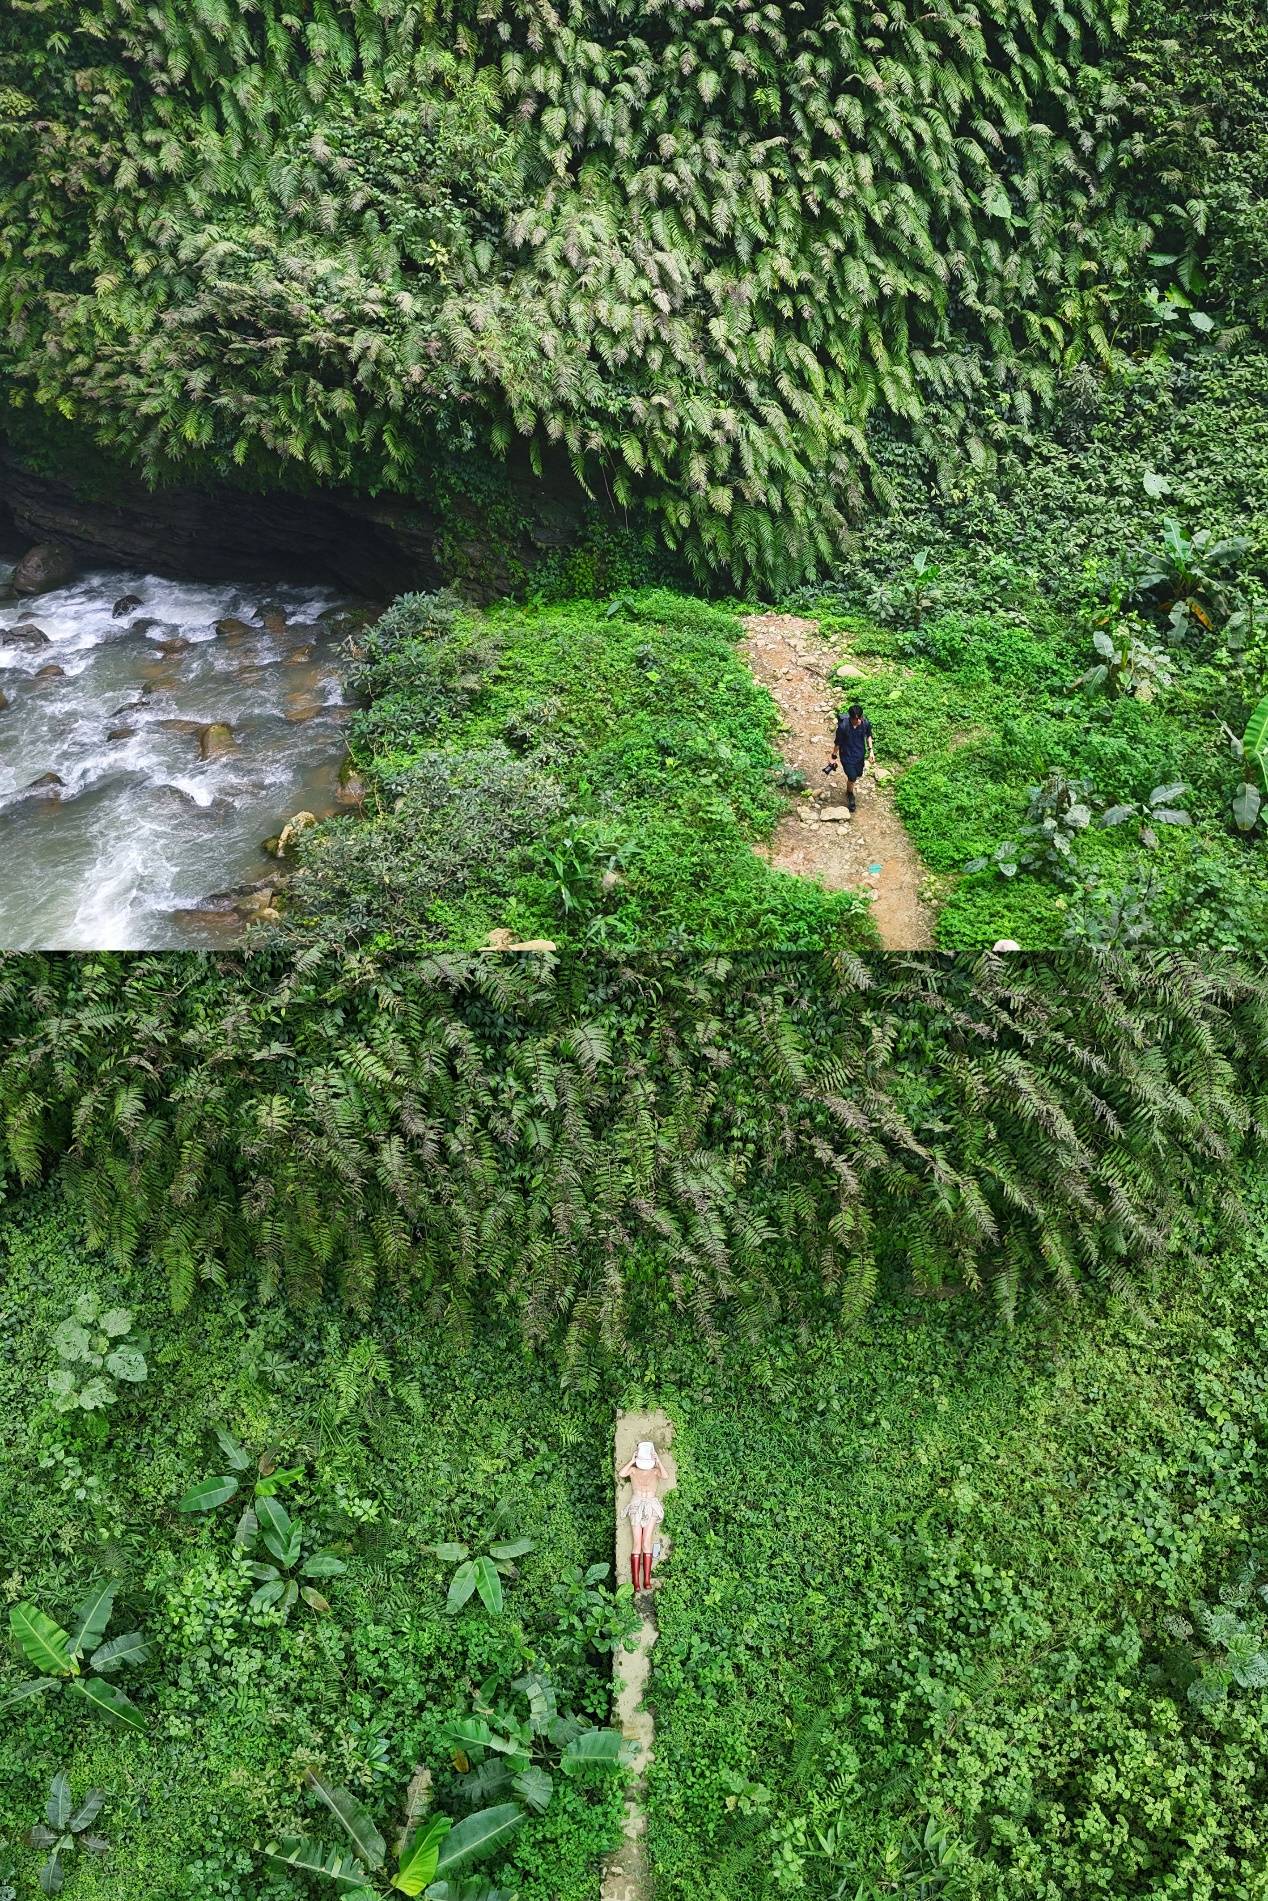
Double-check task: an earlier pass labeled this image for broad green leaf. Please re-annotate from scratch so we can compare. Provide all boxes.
[512,1766,553,1813]
[213,1426,251,1471]
[301,1550,347,1578]
[99,1308,132,1338]
[392,1815,451,1895]
[305,1772,387,1872]
[77,1376,116,1411]
[257,1496,299,1567]
[233,1506,258,1547]
[103,1344,143,1382]
[1244,694,1268,784]
[67,1582,116,1660]
[11,1604,77,1677]
[446,1562,478,1613]
[513,1673,556,1733]
[67,1676,145,1730]
[427,1543,469,1562]
[433,1804,525,1876]
[52,1320,90,1360]
[90,1630,149,1674]
[38,1848,63,1896]
[473,1557,503,1615]
[300,1586,331,1614]
[561,1728,625,1774]
[67,1790,105,1834]
[251,1580,285,1609]
[177,1475,240,1512]
[246,1562,281,1583]
[487,1539,533,1561]
[1232,781,1262,831]
[281,1579,299,1614]
[446,1717,494,1753]
[263,1836,370,1890]
[46,1771,71,1831]
[0,1676,61,1709]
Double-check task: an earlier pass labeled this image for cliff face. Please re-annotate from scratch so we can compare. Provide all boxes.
[0,448,586,599]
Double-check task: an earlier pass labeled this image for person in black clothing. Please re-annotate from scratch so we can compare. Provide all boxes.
[828,703,875,812]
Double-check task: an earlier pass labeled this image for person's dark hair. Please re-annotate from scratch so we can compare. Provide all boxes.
[848,703,863,718]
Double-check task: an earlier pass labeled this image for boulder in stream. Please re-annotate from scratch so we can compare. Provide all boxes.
[2,623,50,648]
[0,689,10,712]
[25,771,65,797]
[13,542,78,596]
[265,810,318,858]
[198,721,237,759]
[214,617,253,641]
[35,663,66,680]
[112,593,143,618]
[106,726,135,743]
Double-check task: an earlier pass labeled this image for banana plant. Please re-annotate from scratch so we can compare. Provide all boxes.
[3,1582,148,1730]
[425,1533,534,1617]
[443,1669,630,1821]
[263,1769,520,1899]
[242,1496,346,1618]
[1229,693,1268,833]
[176,1425,303,1538]
[28,1771,109,1895]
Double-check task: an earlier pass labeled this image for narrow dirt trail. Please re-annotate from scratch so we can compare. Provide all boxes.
[740,613,936,949]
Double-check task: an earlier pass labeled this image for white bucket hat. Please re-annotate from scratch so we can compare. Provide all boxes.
[634,1441,657,1469]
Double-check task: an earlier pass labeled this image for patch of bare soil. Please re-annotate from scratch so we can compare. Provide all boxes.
[740,613,936,950]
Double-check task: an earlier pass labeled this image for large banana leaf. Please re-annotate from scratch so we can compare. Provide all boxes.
[263,1836,370,1890]
[487,1539,534,1562]
[177,1475,240,1512]
[511,1767,553,1814]
[10,1604,77,1677]
[560,1729,625,1775]
[0,1676,60,1709]
[90,1631,150,1674]
[213,1426,251,1472]
[67,1582,116,1660]
[46,1772,71,1831]
[446,1562,478,1614]
[254,1493,291,1543]
[301,1550,347,1578]
[473,1558,503,1615]
[257,1496,301,1568]
[433,1804,525,1876]
[1244,693,1268,786]
[392,1815,451,1895]
[304,1772,387,1871]
[67,1790,106,1834]
[66,1676,145,1730]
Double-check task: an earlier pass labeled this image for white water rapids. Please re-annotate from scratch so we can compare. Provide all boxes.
[0,543,359,948]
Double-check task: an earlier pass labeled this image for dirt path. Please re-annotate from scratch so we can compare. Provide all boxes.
[740,613,935,949]
[601,1409,676,1901]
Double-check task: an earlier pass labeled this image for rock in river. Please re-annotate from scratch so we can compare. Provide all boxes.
[198,721,236,759]
[13,542,79,596]
[113,593,143,618]
[2,623,50,648]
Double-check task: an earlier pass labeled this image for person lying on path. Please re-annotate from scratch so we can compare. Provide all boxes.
[618,1440,668,1594]
[828,702,876,812]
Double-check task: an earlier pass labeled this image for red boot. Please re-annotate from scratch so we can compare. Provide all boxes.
[630,1552,640,1591]
[641,1551,653,1591]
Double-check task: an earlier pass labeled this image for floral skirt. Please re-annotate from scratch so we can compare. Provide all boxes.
[623,1495,665,1532]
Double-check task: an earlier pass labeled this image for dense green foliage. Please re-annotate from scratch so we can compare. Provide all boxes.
[790,348,1268,947]
[648,1182,1268,1898]
[0,953,1265,1371]
[277,588,869,950]
[0,1193,627,1901]
[0,0,1223,588]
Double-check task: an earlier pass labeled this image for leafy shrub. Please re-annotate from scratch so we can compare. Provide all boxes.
[47,1292,147,1415]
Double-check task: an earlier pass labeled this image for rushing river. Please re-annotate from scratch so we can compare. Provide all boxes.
[0,540,361,948]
